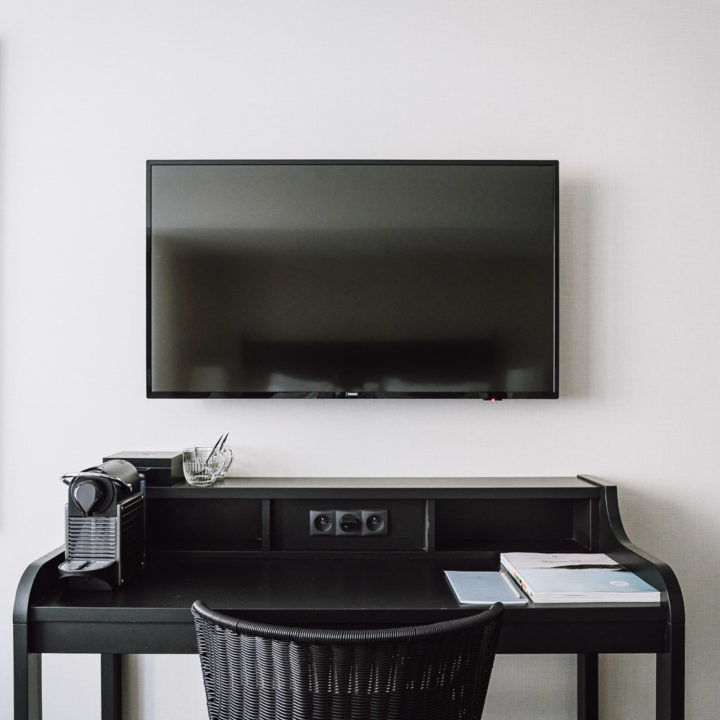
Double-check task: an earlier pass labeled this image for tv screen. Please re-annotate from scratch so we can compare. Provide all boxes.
[147,160,558,398]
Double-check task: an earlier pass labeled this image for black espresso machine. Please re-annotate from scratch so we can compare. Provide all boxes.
[58,459,145,589]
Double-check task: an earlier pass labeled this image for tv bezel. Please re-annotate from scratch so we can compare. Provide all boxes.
[146,159,559,399]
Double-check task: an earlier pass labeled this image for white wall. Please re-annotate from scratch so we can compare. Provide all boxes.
[1,1,718,718]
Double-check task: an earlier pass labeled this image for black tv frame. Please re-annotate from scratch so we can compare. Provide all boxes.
[146,159,559,399]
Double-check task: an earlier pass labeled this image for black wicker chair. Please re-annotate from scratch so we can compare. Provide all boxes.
[192,600,503,720]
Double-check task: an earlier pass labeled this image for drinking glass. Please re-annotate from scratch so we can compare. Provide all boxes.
[182,446,232,487]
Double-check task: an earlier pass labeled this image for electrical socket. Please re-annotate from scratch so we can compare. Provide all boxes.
[309,510,335,535]
[337,511,362,535]
[361,510,388,535]
[309,509,388,536]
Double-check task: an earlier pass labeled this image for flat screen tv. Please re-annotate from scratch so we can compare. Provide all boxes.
[147,160,558,399]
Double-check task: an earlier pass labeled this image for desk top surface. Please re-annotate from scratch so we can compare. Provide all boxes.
[31,553,665,625]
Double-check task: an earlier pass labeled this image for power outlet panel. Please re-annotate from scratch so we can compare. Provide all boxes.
[309,509,388,536]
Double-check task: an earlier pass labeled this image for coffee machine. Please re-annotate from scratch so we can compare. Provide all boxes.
[58,459,144,589]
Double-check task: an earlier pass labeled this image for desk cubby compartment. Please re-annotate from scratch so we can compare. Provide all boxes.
[433,498,594,552]
[146,499,263,554]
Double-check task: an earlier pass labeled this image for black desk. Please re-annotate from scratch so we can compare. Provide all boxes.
[14,476,685,720]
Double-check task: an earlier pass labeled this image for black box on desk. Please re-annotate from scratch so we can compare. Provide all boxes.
[103,451,182,486]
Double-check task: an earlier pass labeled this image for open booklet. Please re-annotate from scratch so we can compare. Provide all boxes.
[444,570,528,606]
[499,552,660,604]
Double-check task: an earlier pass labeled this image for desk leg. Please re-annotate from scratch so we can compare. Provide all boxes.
[577,653,598,720]
[101,654,123,720]
[13,625,42,720]
[656,624,684,720]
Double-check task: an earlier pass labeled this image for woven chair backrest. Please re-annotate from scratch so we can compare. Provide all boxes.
[192,600,503,720]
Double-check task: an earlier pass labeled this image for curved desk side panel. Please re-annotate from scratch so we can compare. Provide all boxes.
[579,475,685,720]
[14,546,65,624]
[14,546,64,720]
[579,475,685,624]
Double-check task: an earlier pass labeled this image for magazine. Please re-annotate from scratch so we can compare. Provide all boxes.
[444,570,528,606]
[499,552,660,604]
